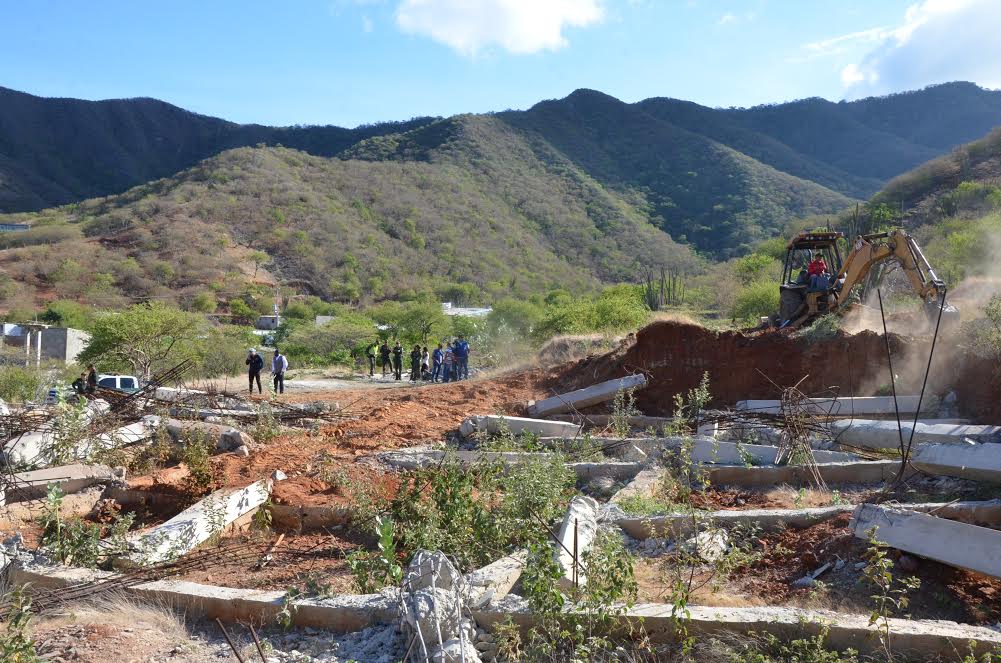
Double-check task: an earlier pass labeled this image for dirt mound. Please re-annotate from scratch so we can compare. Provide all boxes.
[558,319,998,417]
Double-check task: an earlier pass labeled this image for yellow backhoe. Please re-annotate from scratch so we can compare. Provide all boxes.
[776,229,956,329]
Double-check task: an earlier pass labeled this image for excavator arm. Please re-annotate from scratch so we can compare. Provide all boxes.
[835,230,947,308]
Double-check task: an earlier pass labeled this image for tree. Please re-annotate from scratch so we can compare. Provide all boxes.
[249,251,269,279]
[79,303,207,382]
[397,302,449,345]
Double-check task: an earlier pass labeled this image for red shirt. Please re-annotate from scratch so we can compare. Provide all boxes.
[807,258,827,276]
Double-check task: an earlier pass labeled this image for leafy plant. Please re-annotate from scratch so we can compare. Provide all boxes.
[347,516,404,593]
[0,586,41,663]
[863,526,921,661]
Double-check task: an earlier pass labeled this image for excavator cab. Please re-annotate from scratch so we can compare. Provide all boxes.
[778,231,844,326]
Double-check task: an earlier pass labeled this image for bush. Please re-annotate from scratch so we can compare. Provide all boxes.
[0,366,43,403]
[283,312,376,366]
[731,281,780,321]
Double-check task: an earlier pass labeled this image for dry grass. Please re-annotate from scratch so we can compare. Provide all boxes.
[33,593,187,637]
[764,485,838,508]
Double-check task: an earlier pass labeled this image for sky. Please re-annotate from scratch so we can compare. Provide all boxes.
[3,0,1000,128]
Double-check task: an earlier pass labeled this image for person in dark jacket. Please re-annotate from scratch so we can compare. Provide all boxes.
[246,348,264,394]
[380,341,392,377]
[72,372,88,395]
[86,364,98,394]
[410,345,422,382]
[392,342,403,381]
[366,340,378,377]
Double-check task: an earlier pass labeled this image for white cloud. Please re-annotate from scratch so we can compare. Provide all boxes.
[717,12,736,25]
[394,0,605,56]
[841,0,1001,94]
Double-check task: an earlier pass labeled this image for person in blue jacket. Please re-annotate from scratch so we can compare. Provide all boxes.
[431,343,444,382]
[453,335,470,381]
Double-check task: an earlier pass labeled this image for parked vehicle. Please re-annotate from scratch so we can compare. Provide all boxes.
[96,374,141,393]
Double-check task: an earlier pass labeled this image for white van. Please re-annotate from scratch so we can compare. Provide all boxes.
[97,374,140,393]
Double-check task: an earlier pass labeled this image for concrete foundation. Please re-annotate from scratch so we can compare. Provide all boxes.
[737,396,926,417]
[910,442,1001,482]
[0,463,120,506]
[471,603,1001,659]
[268,503,353,531]
[546,414,675,430]
[831,419,1001,450]
[379,450,643,483]
[554,496,599,591]
[708,460,900,488]
[0,485,105,529]
[609,468,661,505]
[459,415,581,440]
[850,504,1001,579]
[118,479,272,567]
[527,374,647,418]
[540,436,856,465]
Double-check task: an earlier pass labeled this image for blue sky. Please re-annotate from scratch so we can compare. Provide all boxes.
[4,0,1000,127]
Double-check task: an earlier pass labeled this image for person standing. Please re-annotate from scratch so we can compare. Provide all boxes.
[410,345,422,382]
[86,364,98,394]
[392,341,403,381]
[421,346,430,378]
[246,349,264,394]
[431,344,444,382]
[380,341,392,377]
[271,348,288,395]
[366,340,378,377]
[442,342,453,384]
[454,335,470,381]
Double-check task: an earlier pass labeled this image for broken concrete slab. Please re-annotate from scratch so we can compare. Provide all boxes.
[850,503,1001,579]
[164,418,256,453]
[118,479,272,567]
[0,463,121,506]
[737,395,927,417]
[554,496,599,591]
[708,460,900,488]
[609,468,661,506]
[831,419,1001,450]
[458,415,581,440]
[0,485,105,529]
[464,551,528,606]
[76,415,161,459]
[911,442,1001,483]
[526,374,647,418]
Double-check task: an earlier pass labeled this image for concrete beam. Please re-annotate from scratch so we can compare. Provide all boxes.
[10,564,396,632]
[850,504,1001,579]
[617,506,854,540]
[911,442,1001,482]
[708,460,900,488]
[831,420,1001,450]
[471,603,1001,659]
[554,496,599,591]
[465,550,528,606]
[379,450,643,483]
[76,416,161,459]
[540,436,856,465]
[527,374,647,418]
[737,396,926,417]
[0,463,120,506]
[0,485,105,529]
[546,414,675,430]
[118,479,272,567]
[459,415,581,440]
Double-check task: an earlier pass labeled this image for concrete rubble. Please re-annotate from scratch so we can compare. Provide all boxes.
[164,418,256,453]
[911,442,1001,482]
[75,414,161,459]
[117,478,273,567]
[850,503,1001,579]
[459,415,581,440]
[554,495,600,591]
[464,550,527,607]
[2,399,110,467]
[526,374,647,418]
[831,419,1001,450]
[401,550,481,663]
[0,462,122,506]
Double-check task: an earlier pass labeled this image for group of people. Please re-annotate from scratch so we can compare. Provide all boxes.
[246,347,288,395]
[71,364,99,395]
[367,336,470,383]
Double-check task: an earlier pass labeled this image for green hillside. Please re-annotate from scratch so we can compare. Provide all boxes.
[0,115,700,311]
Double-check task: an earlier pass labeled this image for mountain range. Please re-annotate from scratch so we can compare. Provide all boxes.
[1,81,1000,309]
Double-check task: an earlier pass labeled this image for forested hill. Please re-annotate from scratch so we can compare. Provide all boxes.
[2,81,1001,261]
